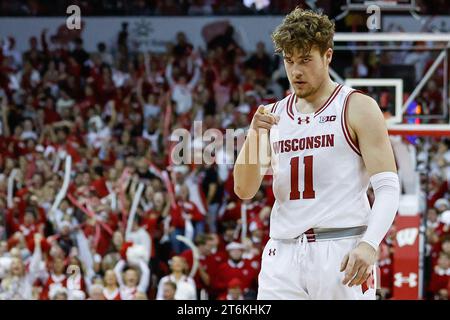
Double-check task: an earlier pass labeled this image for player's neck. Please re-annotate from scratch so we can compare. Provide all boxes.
[295,78,337,113]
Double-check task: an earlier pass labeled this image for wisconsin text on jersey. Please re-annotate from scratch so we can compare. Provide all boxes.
[272,134,334,154]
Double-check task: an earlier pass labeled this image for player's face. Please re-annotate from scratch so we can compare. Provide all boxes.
[284,46,332,99]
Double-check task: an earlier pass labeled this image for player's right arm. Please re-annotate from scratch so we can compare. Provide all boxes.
[233,105,278,200]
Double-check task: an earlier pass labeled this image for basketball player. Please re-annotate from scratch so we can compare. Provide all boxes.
[233,8,400,300]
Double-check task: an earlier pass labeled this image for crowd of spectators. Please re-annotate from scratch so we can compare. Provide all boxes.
[0,16,449,300]
[377,137,450,300]
[418,139,450,300]
[2,0,450,17]
[0,0,306,16]
[0,22,283,300]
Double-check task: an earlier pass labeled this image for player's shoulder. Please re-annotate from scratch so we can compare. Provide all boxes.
[346,89,385,127]
[348,89,377,106]
[346,89,381,116]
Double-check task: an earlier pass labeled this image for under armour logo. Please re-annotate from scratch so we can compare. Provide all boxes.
[394,272,417,288]
[298,116,310,125]
[268,249,276,256]
[396,228,418,247]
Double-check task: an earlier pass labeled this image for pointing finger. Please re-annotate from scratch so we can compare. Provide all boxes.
[257,105,266,114]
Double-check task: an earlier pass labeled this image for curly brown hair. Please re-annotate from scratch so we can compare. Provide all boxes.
[272,7,335,57]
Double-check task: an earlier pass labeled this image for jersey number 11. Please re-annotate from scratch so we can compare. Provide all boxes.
[290,155,316,200]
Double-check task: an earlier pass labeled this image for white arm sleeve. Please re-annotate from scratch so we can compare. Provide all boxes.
[360,171,400,250]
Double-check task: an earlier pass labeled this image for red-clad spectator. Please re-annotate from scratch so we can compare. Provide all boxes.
[174,184,205,238]
[90,166,110,199]
[220,200,241,223]
[0,17,448,301]
[218,278,245,300]
[103,269,121,300]
[427,178,448,209]
[40,257,67,300]
[213,242,257,297]
[426,207,448,267]
[205,233,228,272]
[180,234,216,296]
[428,254,450,299]
[114,259,150,300]
[156,256,196,300]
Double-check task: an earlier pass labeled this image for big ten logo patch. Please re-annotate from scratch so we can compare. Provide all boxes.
[318,115,336,123]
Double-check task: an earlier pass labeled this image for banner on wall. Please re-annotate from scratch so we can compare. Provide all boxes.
[392,215,421,300]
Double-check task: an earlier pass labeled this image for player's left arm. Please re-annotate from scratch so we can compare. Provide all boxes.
[340,92,400,287]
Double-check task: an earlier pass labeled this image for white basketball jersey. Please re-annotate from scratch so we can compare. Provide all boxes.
[267,84,371,239]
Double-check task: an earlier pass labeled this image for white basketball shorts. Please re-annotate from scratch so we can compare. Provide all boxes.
[257,235,376,300]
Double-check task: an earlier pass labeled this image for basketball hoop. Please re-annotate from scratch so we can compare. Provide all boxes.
[388,124,450,136]
[334,0,425,25]
[341,0,419,12]
[333,32,450,134]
